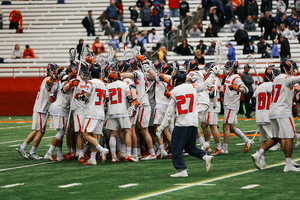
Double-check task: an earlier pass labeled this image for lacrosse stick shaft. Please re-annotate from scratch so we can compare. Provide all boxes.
[251,128,259,142]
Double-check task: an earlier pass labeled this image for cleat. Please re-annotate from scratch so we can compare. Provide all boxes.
[295,134,300,148]
[251,152,262,170]
[269,144,280,151]
[156,149,161,157]
[138,154,143,159]
[212,148,225,156]
[205,155,214,173]
[84,152,90,160]
[70,152,76,159]
[170,169,188,177]
[200,142,210,151]
[83,159,97,165]
[133,155,139,162]
[223,148,229,154]
[44,152,58,162]
[160,149,169,159]
[78,156,85,163]
[28,153,43,160]
[124,156,138,162]
[111,157,120,163]
[74,151,79,158]
[64,152,72,160]
[283,164,300,172]
[260,162,267,169]
[292,161,300,168]
[168,154,172,159]
[101,148,109,164]
[16,147,28,159]
[57,154,65,161]
[140,154,157,161]
[244,140,254,153]
[204,146,212,153]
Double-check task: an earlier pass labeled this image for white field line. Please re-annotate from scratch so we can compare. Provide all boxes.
[0,125,31,130]
[58,183,82,188]
[119,183,139,188]
[236,143,246,146]
[1,183,25,188]
[129,158,300,200]
[241,184,259,189]
[0,161,53,172]
[0,136,54,145]
[9,144,20,147]
[174,183,216,186]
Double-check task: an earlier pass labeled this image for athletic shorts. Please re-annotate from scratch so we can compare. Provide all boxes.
[137,106,151,128]
[153,108,166,125]
[204,112,219,125]
[223,109,238,124]
[258,123,272,142]
[105,117,131,131]
[32,112,47,132]
[73,114,84,132]
[197,103,209,122]
[84,118,104,134]
[270,117,295,139]
[50,115,68,130]
[149,106,155,127]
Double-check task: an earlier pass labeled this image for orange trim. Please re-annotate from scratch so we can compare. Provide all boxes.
[87,81,93,85]
[289,117,296,133]
[225,110,231,124]
[77,115,82,132]
[139,107,145,128]
[62,117,65,130]
[154,108,157,119]
[84,118,91,132]
[104,118,108,126]
[192,84,195,88]
[207,112,210,124]
[231,76,240,84]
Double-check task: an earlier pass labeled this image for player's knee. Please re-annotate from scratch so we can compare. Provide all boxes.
[83,132,89,140]
[55,129,65,141]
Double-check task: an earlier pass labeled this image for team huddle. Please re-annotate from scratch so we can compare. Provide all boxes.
[15,51,300,177]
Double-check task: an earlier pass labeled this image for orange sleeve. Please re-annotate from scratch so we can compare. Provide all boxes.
[9,11,13,20]
[20,19,23,29]
[92,43,96,53]
[29,49,34,58]
[100,43,105,53]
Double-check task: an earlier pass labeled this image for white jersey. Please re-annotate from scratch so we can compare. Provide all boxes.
[33,77,55,114]
[208,78,221,113]
[85,79,107,120]
[51,79,71,115]
[71,77,86,115]
[223,74,243,111]
[187,71,209,105]
[134,70,150,107]
[155,74,171,111]
[254,82,272,123]
[145,72,156,108]
[106,80,130,118]
[269,74,294,119]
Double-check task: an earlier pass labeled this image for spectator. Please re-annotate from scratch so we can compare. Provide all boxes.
[110,17,126,41]
[209,6,220,33]
[279,24,293,39]
[257,36,271,57]
[157,0,166,19]
[116,0,124,22]
[136,0,153,10]
[259,11,276,40]
[194,49,203,64]
[279,35,290,60]
[99,17,110,32]
[156,46,168,63]
[228,18,243,33]
[195,40,207,64]
[152,4,163,26]
[137,32,148,55]
[179,0,189,30]
[243,40,255,54]
[189,24,201,38]
[104,0,116,19]
[261,0,272,17]
[108,34,120,51]
[247,0,259,23]
[173,38,194,55]
[93,47,101,61]
[23,45,34,59]
[81,10,95,36]
[226,41,236,60]
[129,31,137,47]
[205,24,218,37]
[202,0,213,20]
[244,15,256,32]
[161,11,175,47]
[225,0,235,23]
[277,14,290,28]
[237,0,248,24]
[207,39,216,55]
[104,22,114,36]
[12,44,22,59]
[76,38,84,60]
[92,37,105,54]
[289,13,299,30]
[290,7,299,20]
[129,5,139,22]
[275,11,284,23]
[148,28,161,50]
[296,0,300,18]
[169,0,180,17]
[271,39,280,58]
[277,0,286,14]
[9,10,23,30]
[128,20,139,35]
[241,64,254,118]
[291,25,300,39]
[140,1,152,27]
[196,19,203,33]
[231,0,241,14]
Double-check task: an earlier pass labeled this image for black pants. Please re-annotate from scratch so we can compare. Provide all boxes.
[142,20,150,27]
[244,91,253,117]
[9,21,19,29]
[87,28,95,36]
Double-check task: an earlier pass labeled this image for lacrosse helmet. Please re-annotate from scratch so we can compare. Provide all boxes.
[90,62,102,78]
[224,60,239,76]
[280,59,298,75]
[172,70,187,87]
[79,61,90,81]
[85,55,94,64]
[47,63,58,78]
[172,61,180,71]
[116,60,130,73]
[265,67,280,82]
[104,63,116,78]
[127,58,138,72]
[152,60,163,72]
[162,63,174,75]
[107,71,120,83]
[183,59,199,73]
[204,62,216,74]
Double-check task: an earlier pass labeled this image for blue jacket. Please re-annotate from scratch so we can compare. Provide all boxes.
[271,44,279,58]
[105,5,116,19]
[108,39,120,51]
[113,20,126,34]
[227,46,236,61]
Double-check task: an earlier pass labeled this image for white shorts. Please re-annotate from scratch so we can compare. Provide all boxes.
[153,108,166,125]
[258,123,272,142]
[197,103,209,122]
[223,109,238,124]
[32,112,47,132]
[73,114,84,132]
[137,106,151,128]
[270,117,295,139]
[105,117,131,131]
[204,112,219,125]
[149,106,155,127]
[84,118,104,134]
[50,115,68,130]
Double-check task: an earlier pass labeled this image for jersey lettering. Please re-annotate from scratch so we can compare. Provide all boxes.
[176,94,194,115]
[272,84,282,103]
[95,89,105,105]
[109,88,122,104]
[257,92,271,110]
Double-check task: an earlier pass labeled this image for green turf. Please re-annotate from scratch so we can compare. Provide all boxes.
[0,116,300,200]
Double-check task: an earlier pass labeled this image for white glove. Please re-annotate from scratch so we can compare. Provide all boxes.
[210,65,220,76]
[156,127,163,140]
[142,63,151,72]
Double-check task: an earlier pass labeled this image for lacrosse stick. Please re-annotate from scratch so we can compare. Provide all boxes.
[122,31,128,51]
[69,48,76,65]
[122,48,136,60]
[251,128,259,143]
[214,40,223,97]
[107,45,115,63]
[247,54,261,84]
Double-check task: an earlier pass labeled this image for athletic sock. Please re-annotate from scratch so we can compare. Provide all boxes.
[71,147,76,154]
[198,136,205,145]
[137,148,141,155]
[202,154,207,161]
[90,152,96,161]
[121,144,126,155]
[295,133,299,138]
[257,148,265,156]
[109,137,116,158]
[286,158,292,165]
[57,147,63,156]
[126,147,132,156]
[20,142,28,150]
[216,143,221,150]
[29,147,37,155]
[206,141,210,145]
[149,148,155,156]
[67,146,71,153]
[155,142,160,149]
[261,155,265,164]
[48,145,56,154]
[276,142,280,147]
[117,141,122,151]
[133,148,138,157]
[234,128,248,142]
[159,144,164,150]
[96,144,103,153]
[223,143,228,149]
[78,150,84,158]
[83,144,88,152]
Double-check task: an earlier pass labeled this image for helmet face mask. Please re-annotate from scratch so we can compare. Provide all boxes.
[183,59,198,74]
[79,62,90,81]
[281,59,298,76]
[204,62,216,75]
[265,67,280,82]
[47,63,58,79]
[224,60,239,76]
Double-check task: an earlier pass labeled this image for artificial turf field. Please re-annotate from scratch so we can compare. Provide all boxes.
[1,115,300,200]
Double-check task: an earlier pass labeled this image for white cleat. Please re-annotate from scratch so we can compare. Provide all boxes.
[101,148,109,164]
[16,147,29,159]
[223,148,229,154]
[295,134,300,148]
[205,155,214,173]
[269,144,280,151]
[44,152,58,162]
[156,149,161,157]
[160,149,169,159]
[56,154,65,161]
[244,140,254,153]
[292,161,300,168]
[200,142,210,151]
[133,155,139,162]
[140,154,157,161]
[83,159,97,165]
[251,152,262,170]
[283,164,300,172]
[260,162,267,169]
[170,169,188,177]
[28,153,43,160]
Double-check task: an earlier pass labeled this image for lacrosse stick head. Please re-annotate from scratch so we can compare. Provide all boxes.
[280,59,298,75]
[107,45,115,63]
[122,49,136,60]
[214,40,223,65]
[80,44,88,61]
[265,67,281,82]
[69,48,76,64]
[224,60,239,76]
[247,55,256,69]
[132,46,141,56]
[96,54,106,65]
